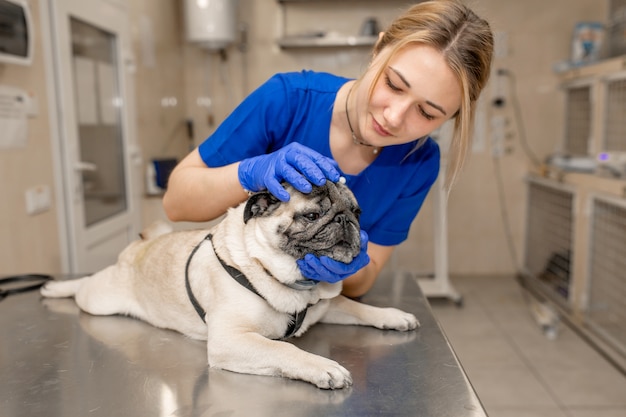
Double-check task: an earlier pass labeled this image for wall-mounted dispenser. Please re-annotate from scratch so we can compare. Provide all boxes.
[184,0,237,50]
[0,0,34,66]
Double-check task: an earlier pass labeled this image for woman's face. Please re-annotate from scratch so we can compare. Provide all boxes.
[357,44,462,148]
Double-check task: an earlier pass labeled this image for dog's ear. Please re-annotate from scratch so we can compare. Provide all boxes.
[243,192,282,224]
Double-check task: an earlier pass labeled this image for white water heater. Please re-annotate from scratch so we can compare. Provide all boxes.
[184,0,237,50]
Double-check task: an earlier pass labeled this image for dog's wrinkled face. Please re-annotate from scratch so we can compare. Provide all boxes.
[243,182,361,263]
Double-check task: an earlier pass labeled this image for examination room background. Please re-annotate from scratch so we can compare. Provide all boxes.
[0,0,607,278]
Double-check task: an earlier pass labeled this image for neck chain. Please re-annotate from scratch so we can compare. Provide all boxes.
[345,84,380,155]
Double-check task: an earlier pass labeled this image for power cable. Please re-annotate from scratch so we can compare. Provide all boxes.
[497,68,543,168]
[490,68,561,338]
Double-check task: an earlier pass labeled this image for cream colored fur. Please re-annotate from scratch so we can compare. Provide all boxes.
[41,187,419,389]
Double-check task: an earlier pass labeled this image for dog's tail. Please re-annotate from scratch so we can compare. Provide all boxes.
[41,266,134,317]
[40,277,88,298]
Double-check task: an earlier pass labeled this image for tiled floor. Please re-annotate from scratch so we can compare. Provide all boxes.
[428,275,626,417]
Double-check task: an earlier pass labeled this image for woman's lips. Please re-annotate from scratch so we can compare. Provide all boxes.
[372,118,392,137]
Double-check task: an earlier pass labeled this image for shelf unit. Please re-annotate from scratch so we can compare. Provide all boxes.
[521,56,626,373]
[277,35,377,49]
[276,0,409,49]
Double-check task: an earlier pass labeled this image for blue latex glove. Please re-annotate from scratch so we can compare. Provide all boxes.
[296,230,370,284]
[238,143,340,202]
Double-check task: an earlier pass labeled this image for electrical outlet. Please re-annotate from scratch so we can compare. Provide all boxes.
[25,185,51,215]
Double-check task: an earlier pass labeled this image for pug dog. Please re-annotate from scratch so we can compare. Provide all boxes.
[41,181,419,389]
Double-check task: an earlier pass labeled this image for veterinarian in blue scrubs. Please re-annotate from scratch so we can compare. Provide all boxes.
[164,0,494,298]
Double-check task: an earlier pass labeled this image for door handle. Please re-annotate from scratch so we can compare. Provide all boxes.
[75,161,98,172]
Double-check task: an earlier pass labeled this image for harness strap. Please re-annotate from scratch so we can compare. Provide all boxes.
[285,309,307,339]
[207,235,263,299]
[184,233,309,339]
[185,234,211,323]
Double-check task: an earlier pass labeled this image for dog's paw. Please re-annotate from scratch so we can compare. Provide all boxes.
[309,359,353,390]
[290,356,352,390]
[375,308,420,331]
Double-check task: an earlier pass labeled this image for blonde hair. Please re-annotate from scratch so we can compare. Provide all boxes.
[364,0,493,189]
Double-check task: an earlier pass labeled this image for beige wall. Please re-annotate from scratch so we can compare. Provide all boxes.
[0,0,61,274]
[126,0,191,226]
[0,0,609,276]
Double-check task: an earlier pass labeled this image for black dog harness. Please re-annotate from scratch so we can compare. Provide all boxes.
[184,233,309,339]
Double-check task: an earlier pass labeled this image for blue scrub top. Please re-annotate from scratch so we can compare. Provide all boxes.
[198,70,440,246]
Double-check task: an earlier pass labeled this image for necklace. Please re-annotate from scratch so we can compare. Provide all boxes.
[345,84,380,155]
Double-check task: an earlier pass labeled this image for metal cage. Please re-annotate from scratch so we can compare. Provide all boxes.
[524,179,575,306]
[586,195,626,358]
[563,85,593,156]
[564,84,593,155]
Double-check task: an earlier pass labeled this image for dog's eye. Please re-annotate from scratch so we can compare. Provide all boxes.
[353,207,362,219]
[303,212,320,222]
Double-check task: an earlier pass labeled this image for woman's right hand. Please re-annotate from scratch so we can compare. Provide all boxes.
[238,143,340,201]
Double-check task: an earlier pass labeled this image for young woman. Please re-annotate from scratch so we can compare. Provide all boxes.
[163,0,494,297]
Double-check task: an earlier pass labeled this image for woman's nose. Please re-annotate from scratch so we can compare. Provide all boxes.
[384,99,410,128]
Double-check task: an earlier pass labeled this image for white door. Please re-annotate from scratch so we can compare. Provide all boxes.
[49,0,140,273]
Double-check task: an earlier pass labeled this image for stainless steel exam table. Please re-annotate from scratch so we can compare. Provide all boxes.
[0,272,486,417]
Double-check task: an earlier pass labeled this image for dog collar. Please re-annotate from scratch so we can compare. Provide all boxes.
[184,233,309,339]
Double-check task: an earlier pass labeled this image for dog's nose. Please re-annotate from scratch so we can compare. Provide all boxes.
[334,213,348,225]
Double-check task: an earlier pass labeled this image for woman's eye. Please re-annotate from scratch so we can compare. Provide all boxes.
[385,76,402,92]
[304,213,320,221]
[419,106,435,121]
